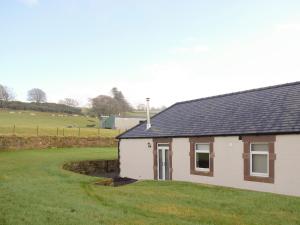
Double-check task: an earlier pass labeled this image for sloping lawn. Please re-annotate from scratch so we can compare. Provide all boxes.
[0,148,300,225]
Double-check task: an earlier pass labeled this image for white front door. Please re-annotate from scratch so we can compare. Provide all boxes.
[157,144,170,180]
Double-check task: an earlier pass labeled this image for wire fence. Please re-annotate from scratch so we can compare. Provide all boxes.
[0,125,122,137]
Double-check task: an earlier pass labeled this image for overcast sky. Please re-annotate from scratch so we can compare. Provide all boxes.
[1,0,300,107]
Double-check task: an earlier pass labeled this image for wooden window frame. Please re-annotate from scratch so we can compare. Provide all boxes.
[189,137,214,177]
[242,135,276,183]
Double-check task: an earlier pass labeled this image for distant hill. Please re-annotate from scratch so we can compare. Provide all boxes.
[0,100,82,115]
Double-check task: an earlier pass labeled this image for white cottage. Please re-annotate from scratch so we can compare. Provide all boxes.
[117,82,300,196]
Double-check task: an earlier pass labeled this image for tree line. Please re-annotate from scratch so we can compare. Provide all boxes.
[1,83,166,117]
[0,101,82,114]
[0,84,134,116]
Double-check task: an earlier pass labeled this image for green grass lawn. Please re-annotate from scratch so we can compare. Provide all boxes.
[0,109,119,137]
[0,148,300,225]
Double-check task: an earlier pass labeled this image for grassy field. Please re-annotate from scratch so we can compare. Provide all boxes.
[124,111,158,118]
[0,148,300,225]
[0,109,119,137]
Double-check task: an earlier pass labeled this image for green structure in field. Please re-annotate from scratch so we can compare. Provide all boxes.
[101,115,116,129]
[100,115,145,130]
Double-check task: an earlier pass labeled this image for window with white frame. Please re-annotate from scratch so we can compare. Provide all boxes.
[195,143,210,171]
[250,143,269,177]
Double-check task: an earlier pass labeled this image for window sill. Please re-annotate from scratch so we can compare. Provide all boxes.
[191,170,213,177]
[195,168,210,172]
[250,172,269,178]
[244,175,274,184]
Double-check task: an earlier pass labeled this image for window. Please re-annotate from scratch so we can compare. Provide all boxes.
[250,143,269,177]
[195,144,210,171]
[242,135,276,183]
[189,137,214,177]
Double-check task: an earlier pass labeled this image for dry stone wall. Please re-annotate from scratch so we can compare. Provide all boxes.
[0,136,117,150]
[63,160,119,178]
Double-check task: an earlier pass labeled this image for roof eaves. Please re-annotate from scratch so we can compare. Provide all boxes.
[118,130,300,139]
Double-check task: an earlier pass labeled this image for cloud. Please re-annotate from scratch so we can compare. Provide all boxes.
[183,37,198,42]
[19,0,39,6]
[135,22,300,106]
[276,23,300,31]
[171,45,209,54]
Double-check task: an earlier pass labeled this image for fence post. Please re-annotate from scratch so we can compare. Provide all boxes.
[13,124,16,136]
[37,126,39,136]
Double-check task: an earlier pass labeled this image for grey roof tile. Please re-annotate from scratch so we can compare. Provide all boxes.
[118,82,300,139]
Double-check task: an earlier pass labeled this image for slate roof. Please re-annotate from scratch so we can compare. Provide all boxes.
[118,82,300,139]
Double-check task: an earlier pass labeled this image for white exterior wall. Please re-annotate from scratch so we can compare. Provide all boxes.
[119,135,300,196]
[119,138,153,179]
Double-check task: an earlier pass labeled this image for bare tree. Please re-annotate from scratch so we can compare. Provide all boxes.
[59,98,79,107]
[111,87,132,113]
[91,88,133,117]
[27,88,47,103]
[0,84,15,101]
[91,95,119,117]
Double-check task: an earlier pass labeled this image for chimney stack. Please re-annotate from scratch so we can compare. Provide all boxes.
[146,98,151,129]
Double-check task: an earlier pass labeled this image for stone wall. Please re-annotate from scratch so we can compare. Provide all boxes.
[0,136,117,150]
[63,160,119,178]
